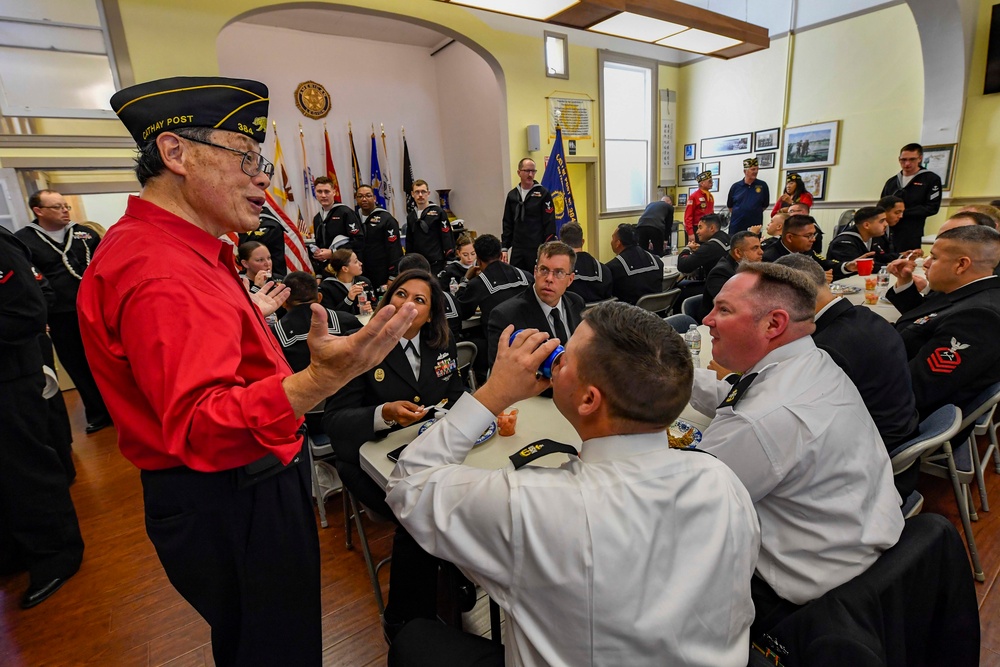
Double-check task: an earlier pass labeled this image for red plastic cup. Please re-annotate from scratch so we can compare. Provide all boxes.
[856,258,874,276]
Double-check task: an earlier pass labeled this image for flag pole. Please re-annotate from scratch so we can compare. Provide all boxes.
[380,122,395,217]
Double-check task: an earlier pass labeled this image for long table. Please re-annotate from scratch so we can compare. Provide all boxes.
[833,274,905,323]
[359,392,714,490]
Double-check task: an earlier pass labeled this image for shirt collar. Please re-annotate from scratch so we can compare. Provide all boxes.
[532,285,562,320]
[580,432,670,463]
[815,295,843,320]
[400,331,421,351]
[123,195,229,268]
[749,336,816,374]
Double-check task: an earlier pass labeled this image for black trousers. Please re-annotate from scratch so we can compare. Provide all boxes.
[336,459,445,623]
[0,371,84,582]
[637,226,666,256]
[47,311,109,424]
[140,451,321,667]
[388,619,505,667]
[892,220,925,253]
[508,248,536,274]
[750,574,803,642]
[40,334,75,481]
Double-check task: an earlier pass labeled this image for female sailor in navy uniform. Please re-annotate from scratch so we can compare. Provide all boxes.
[318,248,376,316]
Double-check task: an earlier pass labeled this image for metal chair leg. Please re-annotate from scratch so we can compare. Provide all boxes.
[344,487,353,550]
[349,491,387,614]
[307,441,329,528]
[969,434,990,512]
[945,444,986,581]
[489,598,503,644]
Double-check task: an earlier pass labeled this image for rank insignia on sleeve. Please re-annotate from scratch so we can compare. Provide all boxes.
[0,269,10,284]
[387,233,398,243]
[913,313,937,325]
[927,338,969,374]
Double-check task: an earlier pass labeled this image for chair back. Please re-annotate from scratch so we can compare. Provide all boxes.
[635,288,680,315]
[681,294,703,321]
[888,404,961,474]
[456,340,478,390]
[664,313,697,334]
[958,381,1000,431]
[584,296,617,309]
[661,272,681,291]
[833,209,856,236]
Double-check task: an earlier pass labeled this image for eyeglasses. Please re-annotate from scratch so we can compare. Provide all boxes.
[519,169,537,174]
[789,232,818,240]
[536,267,570,279]
[179,135,274,178]
[39,204,72,211]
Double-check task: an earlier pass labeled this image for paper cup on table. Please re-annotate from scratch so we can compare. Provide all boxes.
[864,275,878,290]
[498,409,519,437]
[864,291,879,305]
[856,258,874,276]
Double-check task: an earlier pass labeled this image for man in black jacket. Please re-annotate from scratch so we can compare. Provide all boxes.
[763,214,866,282]
[502,158,555,272]
[888,225,1000,417]
[454,234,532,324]
[879,143,942,252]
[310,176,362,274]
[676,213,730,303]
[357,184,403,289]
[636,196,674,255]
[0,225,84,609]
[701,231,762,321]
[827,206,892,268]
[16,189,111,433]
[406,179,454,274]
[560,222,613,304]
[605,223,664,305]
[487,241,584,367]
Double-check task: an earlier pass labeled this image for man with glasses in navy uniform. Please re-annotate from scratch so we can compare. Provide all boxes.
[78,77,417,667]
[502,158,556,273]
[486,241,584,368]
[17,189,111,434]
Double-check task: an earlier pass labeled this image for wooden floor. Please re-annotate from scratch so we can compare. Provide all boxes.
[4,390,1000,665]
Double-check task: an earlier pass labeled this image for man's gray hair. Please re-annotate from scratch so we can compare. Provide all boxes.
[775,253,826,289]
[736,262,817,322]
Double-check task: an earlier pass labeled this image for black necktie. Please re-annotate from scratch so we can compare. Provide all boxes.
[551,308,569,343]
[404,341,420,379]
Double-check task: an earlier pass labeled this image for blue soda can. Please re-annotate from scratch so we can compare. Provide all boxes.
[509,329,565,378]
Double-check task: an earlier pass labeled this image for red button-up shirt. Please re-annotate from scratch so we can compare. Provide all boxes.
[78,196,302,471]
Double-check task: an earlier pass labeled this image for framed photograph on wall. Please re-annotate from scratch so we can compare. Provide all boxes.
[701,132,752,158]
[789,168,829,201]
[710,177,720,193]
[754,128,780,152]
[684,143,696,161]
[922,144,956,189]
[783,120,839,168]
[705,161,720,176]
[677,193,688,206]
[679,162,701,184]
[756,152,776,169]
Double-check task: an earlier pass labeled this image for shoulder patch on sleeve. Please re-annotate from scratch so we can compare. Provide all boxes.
[509,439,579,469]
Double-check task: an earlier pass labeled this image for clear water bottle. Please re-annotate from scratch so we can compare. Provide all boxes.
[684,324,701,367]
[357,288,373,316]
[449,277,460,295]
[876,266,890,298]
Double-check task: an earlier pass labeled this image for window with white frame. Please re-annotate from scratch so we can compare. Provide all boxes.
[600,54,654,213]
[0,0,119,119]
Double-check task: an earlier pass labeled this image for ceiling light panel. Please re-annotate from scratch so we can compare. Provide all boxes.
[449,0,580,21]
[657,28,742,53]
[589,12,687,42]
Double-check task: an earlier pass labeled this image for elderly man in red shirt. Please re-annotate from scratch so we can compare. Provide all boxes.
[78,77,416,667]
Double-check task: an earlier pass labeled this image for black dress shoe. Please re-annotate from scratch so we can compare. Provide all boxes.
[20,577,67,609]
[85,416,113,434]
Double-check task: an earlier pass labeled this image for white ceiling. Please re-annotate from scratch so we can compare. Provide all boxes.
[239,1,906,65]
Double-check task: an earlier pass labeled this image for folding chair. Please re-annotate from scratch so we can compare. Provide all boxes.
[681,294,703,322]
[344,489,392,614]
[456,340,478,391]
[957,382,1000,511]
[584,296,617,309]
[917,401,988,581]
[661,272,681,292]
[635,288,681,316]
[888,404,962,521]
[305,399,341,529]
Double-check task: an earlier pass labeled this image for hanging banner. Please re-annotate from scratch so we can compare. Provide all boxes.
[547,96,592,140]
[659,89,676,187]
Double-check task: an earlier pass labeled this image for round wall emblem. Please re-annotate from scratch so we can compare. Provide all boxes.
[294,81,331,119]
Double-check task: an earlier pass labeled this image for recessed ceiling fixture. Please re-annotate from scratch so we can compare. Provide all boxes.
[441,0,769,59]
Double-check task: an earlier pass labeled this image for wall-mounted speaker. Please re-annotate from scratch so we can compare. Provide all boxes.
[526,124,541,152]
